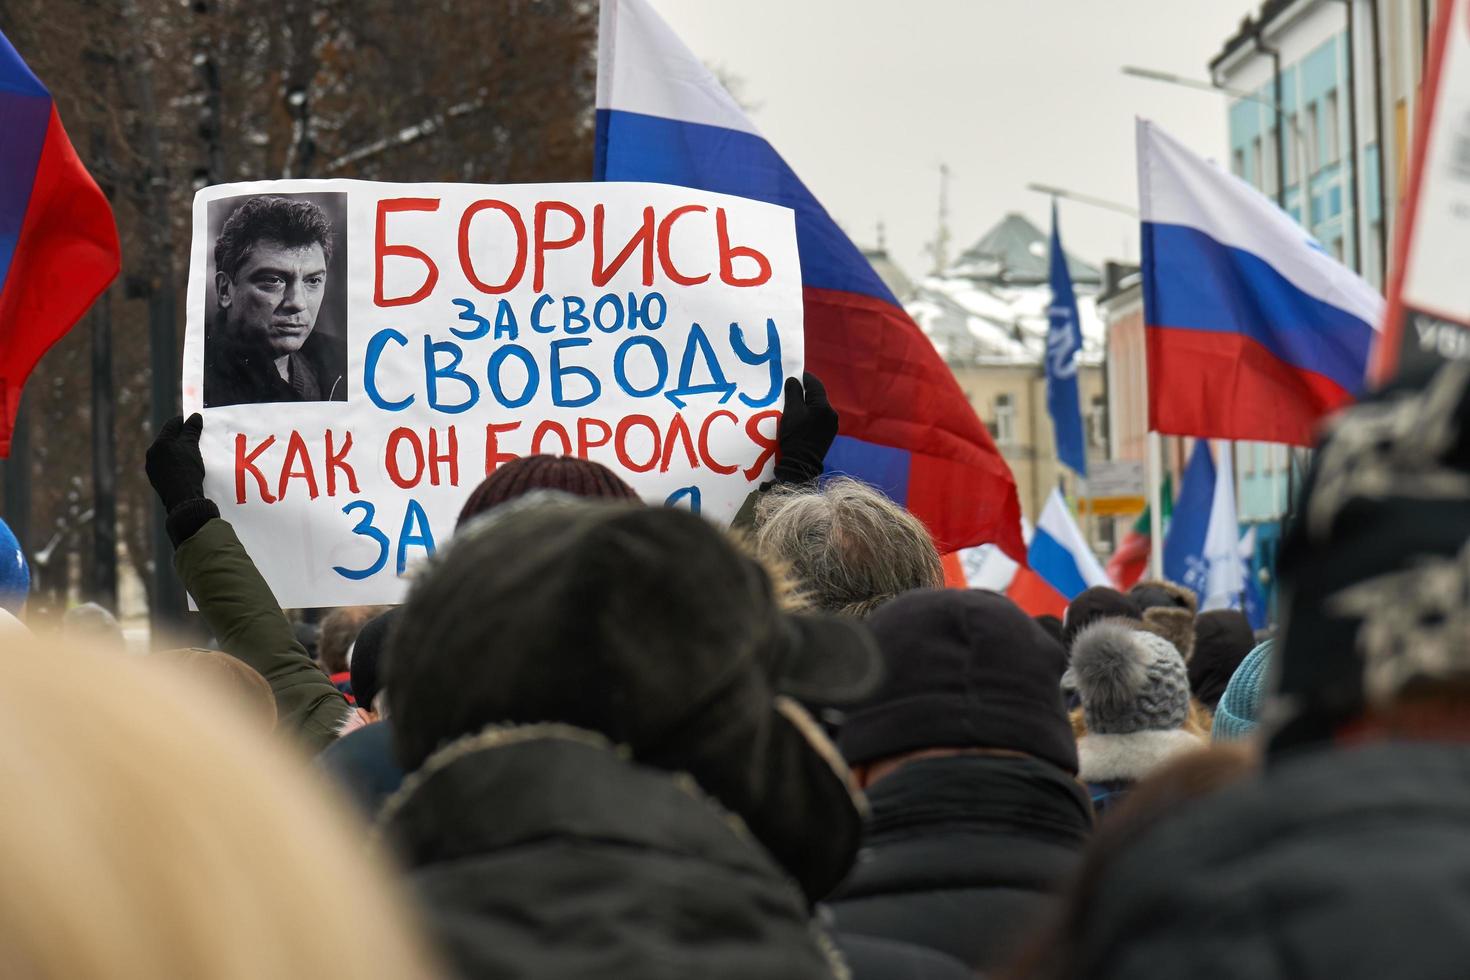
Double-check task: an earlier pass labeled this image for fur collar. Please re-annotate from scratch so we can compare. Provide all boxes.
[1078,728,1204,783]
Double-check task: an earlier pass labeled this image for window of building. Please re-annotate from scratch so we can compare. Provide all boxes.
[1087,394,1107,450]
[1325,89,1341,165]
[1263,129,1278,196]
[1251,136,1263,190]
[1244,442,1257,477]
[1286,112,1300,185]
[993,393,1016,446]
[1232,147,1246,178]
[1306,102,1320,174]
[1371,219,1385,286]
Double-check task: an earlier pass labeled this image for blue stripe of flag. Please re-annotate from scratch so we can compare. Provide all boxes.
[823,435,911,504]
[1141,220,1375,395]
[0,30,53,300]
[1029,526,1090,600]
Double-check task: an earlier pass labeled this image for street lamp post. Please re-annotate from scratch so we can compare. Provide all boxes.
[1024,182,1138,218]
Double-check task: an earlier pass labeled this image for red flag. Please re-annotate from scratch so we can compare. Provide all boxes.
[1106,526,1150,591]
[1005,567,1068,619]
[0,31,121,456]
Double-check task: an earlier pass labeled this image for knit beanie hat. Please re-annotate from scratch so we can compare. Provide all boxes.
[1212,639,1274,741]
[1064,586,1138,648]
[840,589,1079,775]
[456,454,639,527]
[350,609,399,712]
[1190,609,1257,709]
[0,518,29,614]
[1070,619,1191,735]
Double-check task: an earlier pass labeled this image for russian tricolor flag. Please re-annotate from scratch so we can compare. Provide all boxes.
[0,30,119,455]
[946,488,1107,619]
[1030,488,1110,601]
[1137,120,1382,446]
[595,0,1024,558]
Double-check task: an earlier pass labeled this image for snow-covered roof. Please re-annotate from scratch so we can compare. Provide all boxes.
[911,210,1107,368]
[908,273,1106,368]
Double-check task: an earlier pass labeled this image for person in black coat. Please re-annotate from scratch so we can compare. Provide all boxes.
[1011,362,1470,980]
[1013,742,1470,980]
[827,589,1093,973]
[379,496,885,980]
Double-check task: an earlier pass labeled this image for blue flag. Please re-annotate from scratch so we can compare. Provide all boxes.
[1163,440,1215,592]
[1046,201,1087,476]
[1165,440,1251,614]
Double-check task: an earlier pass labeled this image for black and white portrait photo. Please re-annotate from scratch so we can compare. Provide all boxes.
[203,192,349,408]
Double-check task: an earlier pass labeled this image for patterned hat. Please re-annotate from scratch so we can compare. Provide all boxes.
[1271,362,1470,754]
[1070,619,1191,736]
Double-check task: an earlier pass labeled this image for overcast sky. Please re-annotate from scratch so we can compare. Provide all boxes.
[648,0,1254,278]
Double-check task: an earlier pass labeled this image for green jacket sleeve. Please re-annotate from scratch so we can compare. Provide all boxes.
[174,518,352,753]
[731,488,764,532]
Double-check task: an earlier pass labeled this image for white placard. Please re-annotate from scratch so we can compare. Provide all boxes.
[184,180,803,606]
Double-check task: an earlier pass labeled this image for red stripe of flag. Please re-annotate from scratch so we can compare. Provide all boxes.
[0,105,120,455]
[1146,325,1355,447]
[805,286,1025,560]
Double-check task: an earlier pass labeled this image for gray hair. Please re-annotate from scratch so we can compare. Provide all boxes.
[752,477,943,617]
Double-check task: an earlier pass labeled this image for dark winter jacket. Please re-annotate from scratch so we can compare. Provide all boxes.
[317,720,404,816]
[1059,742,1470,979]
[174,517,352,752]
[826,754,1092,972]
[378,723,845,980]
[834,933,974,980]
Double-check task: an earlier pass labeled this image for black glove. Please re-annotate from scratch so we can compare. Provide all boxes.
[147,414,207,513]
[773,372,839,485]
[148,414,220,547]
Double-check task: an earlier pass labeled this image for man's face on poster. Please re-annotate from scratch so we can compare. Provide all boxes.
[216,239,327,358]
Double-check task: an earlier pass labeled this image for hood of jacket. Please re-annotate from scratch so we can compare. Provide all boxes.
[825,754,1092,971]
[378,723,847,980]
[1069,741,1470,980]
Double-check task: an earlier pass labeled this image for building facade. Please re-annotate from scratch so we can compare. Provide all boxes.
[1098,265,1183,531]
[1210,0,1436,286]
[1205,0,1432,598]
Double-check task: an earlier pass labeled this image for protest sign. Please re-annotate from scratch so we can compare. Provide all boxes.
[1375,0,1470,382]
[183,180,803,607]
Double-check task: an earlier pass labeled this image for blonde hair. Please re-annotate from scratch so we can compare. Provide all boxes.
[0,638,443,980]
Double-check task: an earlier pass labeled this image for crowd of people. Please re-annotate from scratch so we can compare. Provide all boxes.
[3,362,1469,979]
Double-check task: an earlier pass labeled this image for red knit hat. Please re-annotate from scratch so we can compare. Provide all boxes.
[455,455,640,527]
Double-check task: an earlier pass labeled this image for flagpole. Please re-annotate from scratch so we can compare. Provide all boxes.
[1148,430,1164,578]
[1079,474,1092,557]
